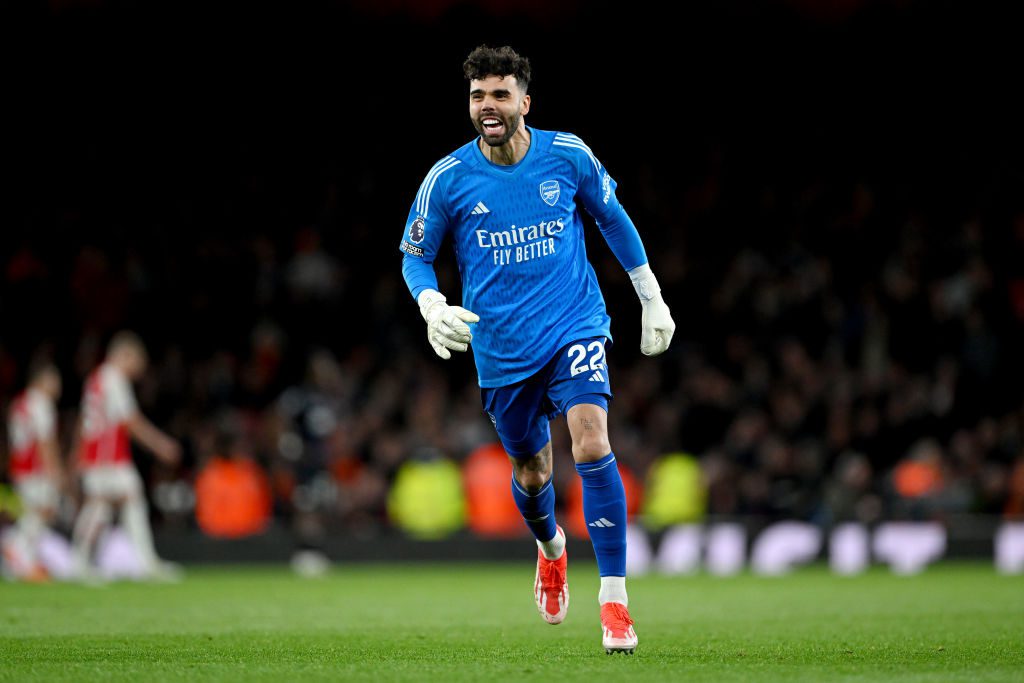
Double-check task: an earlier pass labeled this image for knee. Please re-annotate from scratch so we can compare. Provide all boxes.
[515,467,551,494]
[87,500,114,525]
[573,432,611,463]
[513,448,553,494]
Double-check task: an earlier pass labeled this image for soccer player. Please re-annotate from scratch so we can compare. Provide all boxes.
[72,331,182,581]
[5,361,64,580]
[399,45,675,654]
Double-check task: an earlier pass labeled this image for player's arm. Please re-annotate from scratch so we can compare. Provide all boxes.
[126,412,181,466]
[399,157,479,360]
[567,136,675,356]
[108,367,180,466]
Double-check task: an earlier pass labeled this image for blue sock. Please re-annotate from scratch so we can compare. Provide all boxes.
[511,477,558,543]
[576,452,627,576]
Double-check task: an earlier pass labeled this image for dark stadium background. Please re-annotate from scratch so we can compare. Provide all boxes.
[2,0,1023,561]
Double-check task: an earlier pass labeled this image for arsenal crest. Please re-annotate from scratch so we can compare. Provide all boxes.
[539,180,560,207]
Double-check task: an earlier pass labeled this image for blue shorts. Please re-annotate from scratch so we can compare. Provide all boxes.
[481,337,612,459]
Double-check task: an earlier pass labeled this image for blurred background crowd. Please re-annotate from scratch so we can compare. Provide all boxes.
[2,0,1023,547]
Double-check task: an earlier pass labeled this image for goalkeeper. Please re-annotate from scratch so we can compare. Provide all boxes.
[399,45,674,655]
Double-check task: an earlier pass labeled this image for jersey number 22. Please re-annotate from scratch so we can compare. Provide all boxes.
[568,340,606,377]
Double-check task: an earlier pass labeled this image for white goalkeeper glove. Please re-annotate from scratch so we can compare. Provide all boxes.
[417,289,480,360]
[628,263,676,356]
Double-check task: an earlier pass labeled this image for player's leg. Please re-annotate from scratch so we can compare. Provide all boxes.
[118,468,156,567]
[122,494,157,567]
[116,466,178,580]
[548,336,635,653]
[14,477,55,579]
[567,403,626,588]
[511,444,569,624]
[510,442,563,557]
[482,380,569,624]
[71,479,113,580]
[567,402,637,653]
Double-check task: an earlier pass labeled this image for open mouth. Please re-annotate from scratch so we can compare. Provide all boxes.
[481,117,505,136]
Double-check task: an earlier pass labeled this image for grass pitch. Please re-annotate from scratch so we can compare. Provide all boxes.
[1,562,1021,682]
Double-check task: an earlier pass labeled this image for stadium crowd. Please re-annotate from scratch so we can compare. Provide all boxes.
[3,150,1023,547]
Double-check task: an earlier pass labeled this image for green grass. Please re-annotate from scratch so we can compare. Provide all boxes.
[1,563,1022,682]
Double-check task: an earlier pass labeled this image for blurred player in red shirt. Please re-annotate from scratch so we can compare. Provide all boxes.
[72,332,181,580]
[5,361,64,580]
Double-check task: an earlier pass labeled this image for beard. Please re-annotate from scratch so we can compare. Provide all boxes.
[473,110,521,147]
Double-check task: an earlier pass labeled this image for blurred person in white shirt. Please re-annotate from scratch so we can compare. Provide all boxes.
[72,331,181,581]
[5,361,63,580]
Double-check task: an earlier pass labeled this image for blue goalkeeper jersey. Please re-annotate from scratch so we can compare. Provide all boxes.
[400,127,646,388]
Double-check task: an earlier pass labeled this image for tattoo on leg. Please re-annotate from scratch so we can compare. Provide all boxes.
[582,417,594,431]
[513,443,552,490]
[528,444,552,473]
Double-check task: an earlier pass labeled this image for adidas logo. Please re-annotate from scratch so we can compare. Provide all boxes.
[471,201,490,215]
[589,517,616,528]
[588,370,605,382]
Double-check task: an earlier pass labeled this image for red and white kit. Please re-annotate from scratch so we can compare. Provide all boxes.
[8,388,59,509]
[79,363,143,498]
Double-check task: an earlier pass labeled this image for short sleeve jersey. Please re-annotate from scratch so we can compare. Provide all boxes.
[7,389,56,479]
[79,363,138,467]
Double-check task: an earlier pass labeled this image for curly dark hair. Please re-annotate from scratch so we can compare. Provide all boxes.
[463,45,531,93]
